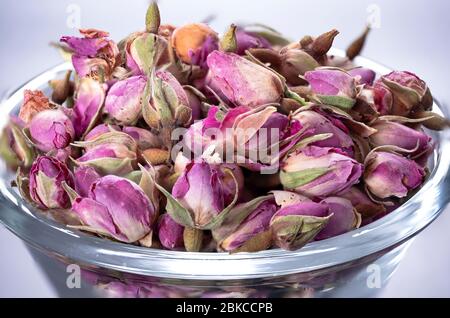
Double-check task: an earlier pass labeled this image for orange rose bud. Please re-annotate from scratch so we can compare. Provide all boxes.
[171,23,218,65]
[18,90,52,123]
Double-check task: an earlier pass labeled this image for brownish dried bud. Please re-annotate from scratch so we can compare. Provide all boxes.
[311,29,339,57]
[49,70,74,104]
[346,26,370,60]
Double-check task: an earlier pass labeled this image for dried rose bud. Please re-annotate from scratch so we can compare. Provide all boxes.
[369,120,433,160]
[373,81,393,115]
[183,86,204,122]
[72,77,106,138]
[219,199,277,252]
[158,161,238,230]
[19,90,52,123]
[142,70,192,139]
[104,75,147,125]
[279,49,320,85]
[171,23,219,66]
[0,116,35,168]
[74,166,101,197]
[206,51,284,108]
[84,124,121,142]
[122,126,161,150]
[379,71,433,116]
[304,68,358,110]
[124,32,168,75]
[280,146,363,198]
[364,151,425,199]
[315,197,361,240]
[29,156,75,209]
[293,110,355,156]
[61,29,119,80]
[235,27,271,55]
[28,109,75,152]
[341,187,386,219]
[270,201,330,250]
[157,214,184,250]
[348,67,376,86]
[49,70,74,104]
[72,175,157,243]
[74,131,137,176]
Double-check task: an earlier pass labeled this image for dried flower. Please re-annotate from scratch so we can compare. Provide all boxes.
[19,90,52,123]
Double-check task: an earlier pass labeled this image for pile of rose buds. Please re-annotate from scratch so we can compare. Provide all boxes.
[1,3,449,253]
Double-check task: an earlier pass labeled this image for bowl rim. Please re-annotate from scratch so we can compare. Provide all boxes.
[1,50,450,280]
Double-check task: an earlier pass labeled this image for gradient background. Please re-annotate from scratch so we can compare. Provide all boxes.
[1,0,449,297]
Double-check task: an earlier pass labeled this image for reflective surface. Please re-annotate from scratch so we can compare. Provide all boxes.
[1,54,450,297]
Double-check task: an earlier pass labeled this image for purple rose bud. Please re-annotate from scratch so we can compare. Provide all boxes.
[293,110,354,156]
[74,166,101,197]
[29,156,75,209]
[219,199,277,252]
[61,29,119,80]
[280,146,363,198]
[84,124,121,142]
[304,68,358,110]
[364,151,425,199]
[315,197,361,240]
[104,76,147,125]
[72,77,106,138]
[341,187,386,219]
[216,164,245,205]
[74,131,137,176]
[157,214,184,250]
[29,109,75,152]
[378,71,433,116]
[172,162,227,228]
[369,120,433,160]
[270,201,330,250]
[348,67,376,86]
[373,81,393,115]
[206,51,284,108]
[122,126,161,150]
[235,28,271,55]
[71,175,157,242]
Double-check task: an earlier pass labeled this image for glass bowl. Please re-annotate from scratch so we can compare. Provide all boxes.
[1,50,450,298]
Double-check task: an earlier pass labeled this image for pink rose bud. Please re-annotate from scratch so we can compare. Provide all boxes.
[104,75,147,125]
[280,146,363,198]
[162,161,238,229]
[304,68,358,110]
[293,110,355,156]
[29,109,75,152]
[122,126,161,150]
[206,51,284,108]
[61,28,119,80]
[84,124,121,142]
[378,71,433,116]
[270,201,330,250]
[219,199,277,252]
[373,81,393,115]
[74,166,101,197]
[364,151,425,199]
[72,175,156,243]
[315,197,361,240]
[29,156,75,209]
[341,187,386,220]
[348,67,376,86]
[369,120,433,160]
[157,214,184,250]
[74,131,137,176]
[72,77,106,138]
[235,28,271,55]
